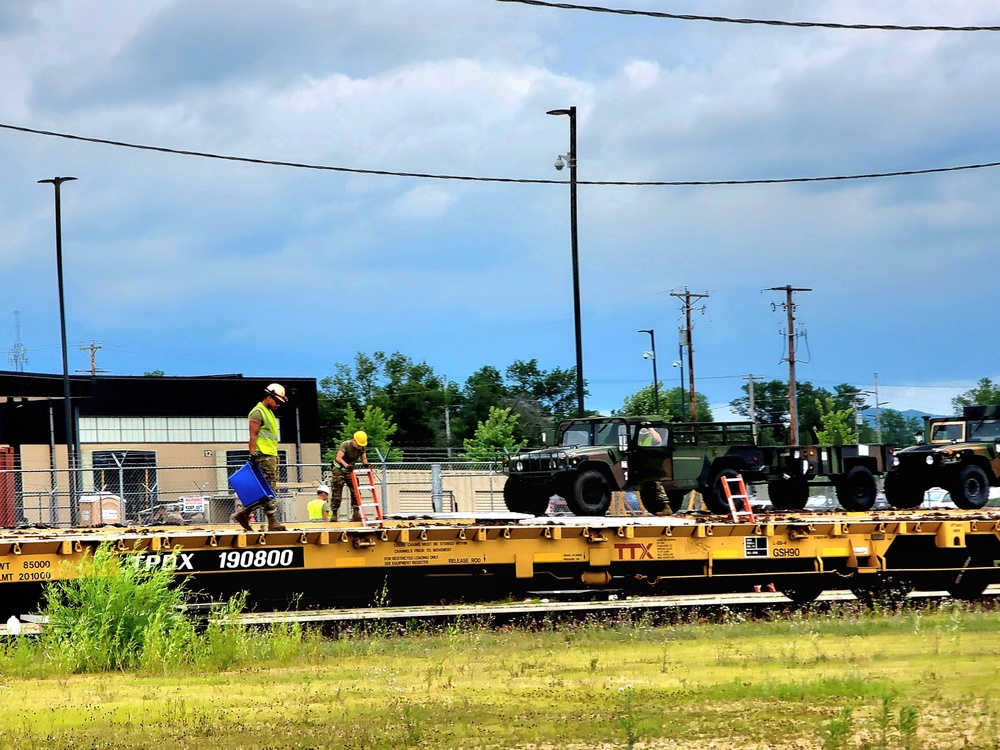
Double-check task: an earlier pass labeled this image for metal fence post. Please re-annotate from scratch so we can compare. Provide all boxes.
[431,463,443,513]
[374,448,388,516]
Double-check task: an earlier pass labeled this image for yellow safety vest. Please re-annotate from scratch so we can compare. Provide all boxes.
[307,497,327,520]
[249,401,279,456]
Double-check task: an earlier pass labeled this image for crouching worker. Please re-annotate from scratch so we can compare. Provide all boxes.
[233,383,288,532]
[330,431,370,522]
[308,484,332,522]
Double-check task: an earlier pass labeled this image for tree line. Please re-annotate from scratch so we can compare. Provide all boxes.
[318,351,999,460]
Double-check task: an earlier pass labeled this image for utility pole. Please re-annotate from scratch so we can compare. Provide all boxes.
[743,373,757,425]
[670,288,708,422]
[873,373,888,444]
[443,374,452,458]
[767,285,811,444]
[76,340,108,376]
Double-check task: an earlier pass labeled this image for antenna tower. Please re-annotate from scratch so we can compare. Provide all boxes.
[7,310,28,371]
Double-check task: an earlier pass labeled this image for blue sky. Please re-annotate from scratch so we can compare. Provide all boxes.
[3,0,1000,419]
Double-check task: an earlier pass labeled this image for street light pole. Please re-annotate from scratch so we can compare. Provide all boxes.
[546,106,584,417]
[638,329,659,414]
[38,176,78,525]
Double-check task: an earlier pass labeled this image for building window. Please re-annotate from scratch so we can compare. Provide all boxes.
[78,416,250,443]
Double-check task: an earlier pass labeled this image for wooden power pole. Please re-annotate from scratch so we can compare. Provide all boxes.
[767,286,811,444]
[670,288,709,422]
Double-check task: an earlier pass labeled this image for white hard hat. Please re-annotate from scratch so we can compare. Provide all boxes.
[265,383,288,403]
[317,484,330,495]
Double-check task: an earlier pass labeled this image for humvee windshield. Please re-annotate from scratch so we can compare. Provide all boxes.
[559,424,591,446]
[930,421,965,443]
[969,420,1000,441]
[558,420,628,447]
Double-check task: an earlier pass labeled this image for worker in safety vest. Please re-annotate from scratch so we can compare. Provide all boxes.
[308,484,332,522]
[233,383,288,532]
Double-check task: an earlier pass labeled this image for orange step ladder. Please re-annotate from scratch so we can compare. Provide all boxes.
[349,466,385,526]
[721,474,754,523]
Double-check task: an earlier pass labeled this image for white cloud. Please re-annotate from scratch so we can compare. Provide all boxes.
[5,0,1000,413]
[390,185,457,220]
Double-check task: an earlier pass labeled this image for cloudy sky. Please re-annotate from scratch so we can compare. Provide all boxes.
[3,0,1000,419]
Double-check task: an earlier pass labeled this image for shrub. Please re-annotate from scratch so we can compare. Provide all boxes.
[40,542,194,672]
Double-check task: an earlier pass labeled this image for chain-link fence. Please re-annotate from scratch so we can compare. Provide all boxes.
[2,453,507,528]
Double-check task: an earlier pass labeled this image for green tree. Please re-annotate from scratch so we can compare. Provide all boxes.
[952,377,1000,412]
[504,359,588,442]
[318,351,446,453]
[322,404,401,463]
[729,379,835,443]
[453,366,508,442]
[616,385,713,422]
[878,408,924,448]
[143,370,165,377]
[461,406,527,461]
[814,396,858,445]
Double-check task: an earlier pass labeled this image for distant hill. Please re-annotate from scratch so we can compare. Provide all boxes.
[860,407,935,427]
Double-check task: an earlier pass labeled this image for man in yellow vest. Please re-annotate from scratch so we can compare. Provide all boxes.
[233,383,288,532]
[308,484,331,522]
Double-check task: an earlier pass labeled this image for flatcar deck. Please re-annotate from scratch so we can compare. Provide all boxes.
[1,509,998,616]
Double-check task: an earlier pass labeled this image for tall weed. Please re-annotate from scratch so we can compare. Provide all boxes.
[40,543,194,672]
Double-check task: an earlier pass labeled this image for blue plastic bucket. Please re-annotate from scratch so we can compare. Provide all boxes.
[228,462,275,507]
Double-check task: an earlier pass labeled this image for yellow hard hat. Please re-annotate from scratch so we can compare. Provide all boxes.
[353,430,368,447]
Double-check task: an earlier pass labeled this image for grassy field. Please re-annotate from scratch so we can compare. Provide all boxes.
[1,603,999,749]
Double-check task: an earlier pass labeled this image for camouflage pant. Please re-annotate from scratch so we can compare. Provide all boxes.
[250,453,279,515]
[329,470,360,521]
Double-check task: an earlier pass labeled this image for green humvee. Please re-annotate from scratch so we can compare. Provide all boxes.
[502,416,767,516]
[503,416,894,516]
[884,405,1000,510]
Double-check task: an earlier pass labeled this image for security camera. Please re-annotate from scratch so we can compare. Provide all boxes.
[672,360,682,368]
[642,352,650,360]
[554,155,566,171]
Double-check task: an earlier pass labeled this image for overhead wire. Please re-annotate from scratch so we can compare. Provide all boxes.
[3,121,1000,187]
[494,0,1000,32]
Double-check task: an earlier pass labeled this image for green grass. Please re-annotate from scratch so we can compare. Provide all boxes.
[0,550,998,748]
[0,604,998,748]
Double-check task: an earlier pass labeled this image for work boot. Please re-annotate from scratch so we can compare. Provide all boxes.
[266,514,287,532]
[232,507,253,532]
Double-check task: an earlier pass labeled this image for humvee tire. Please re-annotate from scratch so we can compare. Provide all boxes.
[569,469,612,516]
[503,476,551,516]
[768,478,809,511]
[835,466,878,512]
[949,464,990,510]
[883,471,925,509]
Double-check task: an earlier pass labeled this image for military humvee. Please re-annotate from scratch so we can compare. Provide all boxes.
[503,416,894,516]
[884,405,1000,510]
[503,416,768,516]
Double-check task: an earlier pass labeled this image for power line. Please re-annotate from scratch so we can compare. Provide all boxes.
[3,121,1000,187]
[495,0,1000,32]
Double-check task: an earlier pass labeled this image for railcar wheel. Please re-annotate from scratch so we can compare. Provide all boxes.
[782,584,824,606]
[767,479,809,510]
[703,469,741,515]
[502,476,551,516]
[569,470,612,516]
[835,466,877,512]
[949,465,990,510]
[851,575,913,609]
[883,472,925,509]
